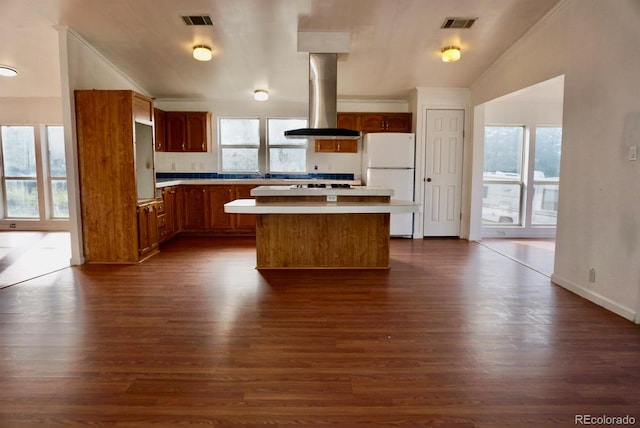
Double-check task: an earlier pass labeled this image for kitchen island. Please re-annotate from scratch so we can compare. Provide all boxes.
[224,185,418,269]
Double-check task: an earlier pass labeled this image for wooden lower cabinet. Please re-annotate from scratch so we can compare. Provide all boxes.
[183,186,210,231]
[210,186,234,231]
[233,185,258,231]
[137,199,163,260]
[160,186,183,241]
[169,184,257,235]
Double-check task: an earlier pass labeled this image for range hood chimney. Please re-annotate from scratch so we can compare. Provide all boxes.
[285,52,361,140]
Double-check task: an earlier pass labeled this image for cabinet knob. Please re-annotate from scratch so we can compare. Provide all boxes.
[182,142,186,150]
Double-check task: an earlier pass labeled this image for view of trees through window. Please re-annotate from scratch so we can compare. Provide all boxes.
[1,126,39,218]
[219,117,308,173]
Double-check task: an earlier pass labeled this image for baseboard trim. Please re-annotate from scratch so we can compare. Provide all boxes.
[551,273,637,323]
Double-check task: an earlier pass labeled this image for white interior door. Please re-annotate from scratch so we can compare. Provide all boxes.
[423,110,464,236]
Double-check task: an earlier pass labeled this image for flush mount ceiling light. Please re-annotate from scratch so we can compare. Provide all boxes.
[441,46,461,62]
[193,45,212,61]
[0,66,18,77]
[254,90,269,101]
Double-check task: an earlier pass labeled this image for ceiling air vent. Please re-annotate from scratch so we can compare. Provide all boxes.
[181,15,214,26]
[441,17,477,29]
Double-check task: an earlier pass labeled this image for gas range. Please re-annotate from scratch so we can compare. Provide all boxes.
[295,183,352,189]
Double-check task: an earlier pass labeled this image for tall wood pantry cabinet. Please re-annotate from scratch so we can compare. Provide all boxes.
[75,89,160,263]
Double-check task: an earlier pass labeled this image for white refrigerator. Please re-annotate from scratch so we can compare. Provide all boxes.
[362,132,416,237]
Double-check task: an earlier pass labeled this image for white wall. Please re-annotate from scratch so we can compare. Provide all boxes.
[552,0,640,322]
[0,98,62,124]
[470,0,640,323]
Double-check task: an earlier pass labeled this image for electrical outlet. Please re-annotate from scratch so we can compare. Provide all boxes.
[629,146,638,161]
[588,268,596,283]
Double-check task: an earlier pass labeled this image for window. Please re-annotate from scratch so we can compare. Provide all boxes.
[267,118,307,173]
[482,125,563,230]
[46,126,69,218]
[218,117,309,174]
[532,126,562,225]
[1,126,39,218]
[482,126,524,225]
[0,124,69,222]
[219,118,260,172]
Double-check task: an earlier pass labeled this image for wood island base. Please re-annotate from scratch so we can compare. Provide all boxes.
[256,213,390,269]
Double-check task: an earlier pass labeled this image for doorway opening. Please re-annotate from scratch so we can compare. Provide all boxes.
[480,76,564,240]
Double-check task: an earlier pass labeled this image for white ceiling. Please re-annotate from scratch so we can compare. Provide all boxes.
[0,0,562,102]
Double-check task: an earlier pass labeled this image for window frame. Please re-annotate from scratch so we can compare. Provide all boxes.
[44,125,69,219]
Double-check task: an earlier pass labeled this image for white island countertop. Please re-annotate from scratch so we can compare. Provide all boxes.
[225,199,418,214]
[250,185,394,197]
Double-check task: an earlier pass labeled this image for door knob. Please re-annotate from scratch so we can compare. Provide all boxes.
[426,178,432,182]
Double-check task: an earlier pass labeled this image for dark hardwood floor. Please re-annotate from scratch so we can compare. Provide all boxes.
[1,236,638,427]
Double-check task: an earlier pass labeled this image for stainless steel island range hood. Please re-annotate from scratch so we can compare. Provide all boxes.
[285,53,361,140]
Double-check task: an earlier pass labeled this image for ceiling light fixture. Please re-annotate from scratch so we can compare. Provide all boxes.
[193,45,212,61]
[254,90,269,101]
[0,66,18,77]
[441,46,461,62]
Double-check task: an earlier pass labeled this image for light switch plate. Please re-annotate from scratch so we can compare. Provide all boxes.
[630,146,638,161]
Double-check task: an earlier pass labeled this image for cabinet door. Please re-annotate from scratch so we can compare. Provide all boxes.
[183,186,209,230]
[133,94,153,123]
[315,140,337,152]
[166,113,187,151]
[385,113,412,132]
[161,187,180,240]
[154,109,166,152]
[148,202,160,249]
[336,140,358,153]
[337,113,359,129]
[185,113,208,152]
[359,114,386,132]
[137,202,160,257]
[210,186,234,230]
[137,205,151,256]
[233,185,257,231]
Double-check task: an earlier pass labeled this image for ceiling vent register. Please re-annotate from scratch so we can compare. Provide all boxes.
[441,17,477,29]
[182,15,214,26]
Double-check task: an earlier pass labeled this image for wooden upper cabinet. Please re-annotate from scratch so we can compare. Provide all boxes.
[359,113,412,133]
[315,140,358,153]
[337,112,360,130]
[165,112,209,152]
[185,112,208,152]
[154,108,166,152]
[132,94,153,123]
[383,113,412,132]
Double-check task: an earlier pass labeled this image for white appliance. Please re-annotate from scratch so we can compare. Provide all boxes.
[362,132,416,237]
